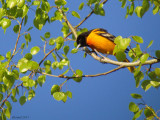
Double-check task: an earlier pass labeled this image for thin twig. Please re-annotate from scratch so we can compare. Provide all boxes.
[0,83,23,110]
[11,18,24,60]
[39,48,56,66]
[28,47,56,77]
[64,0,108,40]
[40,65,124,79]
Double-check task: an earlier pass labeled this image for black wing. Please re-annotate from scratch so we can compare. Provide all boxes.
[93,28,116,42]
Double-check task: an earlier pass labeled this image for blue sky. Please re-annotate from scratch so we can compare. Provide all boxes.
[1,0,160,120]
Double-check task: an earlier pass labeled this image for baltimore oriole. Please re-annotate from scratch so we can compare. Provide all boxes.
[76,28,135,73]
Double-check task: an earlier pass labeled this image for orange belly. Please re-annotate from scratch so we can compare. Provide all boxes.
[86,32,115,55]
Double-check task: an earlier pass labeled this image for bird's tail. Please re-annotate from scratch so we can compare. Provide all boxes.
[123,58,135,73]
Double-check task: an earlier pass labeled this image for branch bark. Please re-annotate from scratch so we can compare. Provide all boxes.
[84,47,160,67]
[40,65,124,79]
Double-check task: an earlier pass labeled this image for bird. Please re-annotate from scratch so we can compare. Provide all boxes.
[76,28,135,73]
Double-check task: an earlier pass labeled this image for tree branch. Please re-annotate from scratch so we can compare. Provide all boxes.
[40,65,124,79]
[64,0,108,40]
[84,47,160,67]
[11,18,24,60]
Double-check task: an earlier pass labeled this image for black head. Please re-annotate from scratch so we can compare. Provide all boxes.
[76,30,92,48]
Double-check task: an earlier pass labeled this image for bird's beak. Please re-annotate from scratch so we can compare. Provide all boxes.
[76,44,81,49]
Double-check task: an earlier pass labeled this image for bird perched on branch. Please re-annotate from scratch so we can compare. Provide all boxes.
[76,28,135,73]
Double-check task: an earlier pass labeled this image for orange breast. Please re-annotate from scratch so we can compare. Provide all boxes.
[86,32,115,55]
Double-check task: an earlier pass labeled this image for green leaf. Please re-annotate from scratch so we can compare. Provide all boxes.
[32,1,41,6]
[147,40,153,48]
[30,46,40,55]
[62,6,69,12]
[61,22,69,37]
[62,68,70,75]
[150,81,160,87]
[52,52,57,61]
[113,36,125,51]
[5,101,12,112]
[62,93,67,103]
[134,71,144,87]
[79,2,84,10]
[116,51,126,62]
[12,69,19,80]
[11,96,17,102]
[94,3,105,16]
[141,80,152,91]
[56,36,64,44]
[155,50,160,59]
[129,102,139,112]
[1,18,11,29]
[3,71,16,89]
[22,5,29,17]
[6,51,11,60]
[17,58,29,73]
[63,46,70,55]
[129,2,134,15]
[73,69,83,82]
[41,1,50,12]
[49,38,56,45]
[40,36,46,41]
[7,0,17,9]
[153,6,159,15]
[37,75,46,87]
[0,69,5,82]
[132,36,143,43]
[97,7,105,16]
[21,76,35,87]
[60,58,69,66]
[44,61,51,68]
[148,71,157,79]
[121,0,126,8]
[19,62,29,73]
[44,32,50,38]
[25,33,31,42]
[71,11,80,18]
[52,10,63,21]
[71,48,78,54]
[56,37,64,50]
[28,89,35,100]
[0,8,5,19]
[33,17,45,30]
[53,92,65,101]
[19,96,27,105]
[0,93,3,101]
[131,93,142,99]
[24,53,32,60]
[140,53,149,64]
[133,109,143,120]
[13,25,20,33]
[51,85,60,95]
[88,0,97,5]
[155,68,160,78]
[135,6,143,18]
[66,91,72,98]
[12,88,16,97]
[0,55,5,61]
[141,0,150,16]
[21,43,25,49]
[5,108,11,119]
[17,0,25,8]
[55,0,67,7]
[144,108,154,118]
[28,61,39,70]
[26,27,33,32]
[52,61,58,70]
